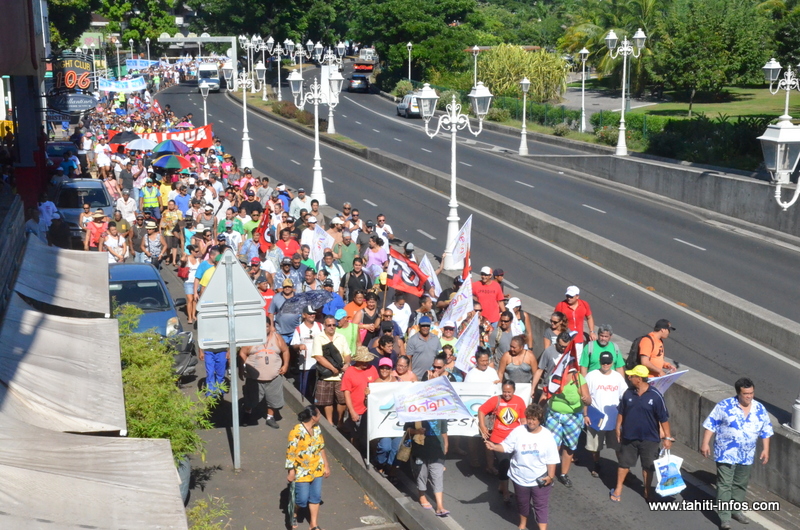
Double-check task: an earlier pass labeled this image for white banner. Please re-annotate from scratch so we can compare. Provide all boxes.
[126,59,159,70]
[455,313,481,373]
[98,76,147,93]
[366,382,532,440]
[311,225,335,266]
[450,215,472,262]
[394,377,471,423]
[418,254,442,297]
[440,275,472,327]
[648,370,688,395]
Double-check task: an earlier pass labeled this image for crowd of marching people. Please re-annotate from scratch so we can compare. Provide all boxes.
[33,66,774,530]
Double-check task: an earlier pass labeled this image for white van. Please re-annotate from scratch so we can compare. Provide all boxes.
[197,63,220,92]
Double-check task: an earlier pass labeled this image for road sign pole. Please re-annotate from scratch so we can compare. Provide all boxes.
[226,252,242,472]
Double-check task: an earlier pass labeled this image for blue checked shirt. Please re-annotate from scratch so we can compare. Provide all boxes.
[702,397,773,465]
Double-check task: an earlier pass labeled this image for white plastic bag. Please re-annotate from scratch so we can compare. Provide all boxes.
[654,449,686,497]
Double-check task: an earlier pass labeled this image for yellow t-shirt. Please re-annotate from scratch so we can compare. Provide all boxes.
[199,266,216,287]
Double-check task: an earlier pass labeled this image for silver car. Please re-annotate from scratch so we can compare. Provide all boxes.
[53,178,114,246]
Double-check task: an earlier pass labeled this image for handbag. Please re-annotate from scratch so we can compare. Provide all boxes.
[484,395,502,433]
[654,450,686,496]
[315,341,343,380]
[395,431,412,462]
[177,265,189,279]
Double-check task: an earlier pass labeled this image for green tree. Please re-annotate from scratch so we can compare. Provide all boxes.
[48,0,102,51]
[774,8,800,67]
[650,0,773,116]
[479,44,567,101]
[98,0,179,56]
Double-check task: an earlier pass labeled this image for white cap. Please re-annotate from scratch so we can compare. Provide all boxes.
[307,216,317,223]
[480,266,492,275]
[331,217,344,225]
[565,285,580,297]
[507,297,521,310]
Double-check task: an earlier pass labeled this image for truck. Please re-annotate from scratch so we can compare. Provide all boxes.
[353,48,379,73]
[197,63,221,92]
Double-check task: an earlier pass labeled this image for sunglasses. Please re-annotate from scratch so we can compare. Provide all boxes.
[325,323,337,327]
[500,319,511,323]
[550,320,561,325]
[566,295,577,299]
[433,365,445,370]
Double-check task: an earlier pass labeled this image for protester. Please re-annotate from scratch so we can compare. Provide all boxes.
[341,346,378,447]
[286,405,331,530]
[404,418,449,517]
[393,355,418,382]
[240,317,290,429]
[478,380,526,502]
[544,366,590,488]
[579,324,625,376]
[406,316,442,380]
[312,314,352,426]
[554,285,595,356]
[497,335,538,385]
[638,319,676,377]
[584,352,627,478]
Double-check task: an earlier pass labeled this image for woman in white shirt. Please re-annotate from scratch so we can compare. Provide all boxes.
[463,348,500,384]
[101,222,127,264]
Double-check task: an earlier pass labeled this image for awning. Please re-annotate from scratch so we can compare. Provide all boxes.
[0,414,187,529]
[0,294,126,433]
[14,236,111,317]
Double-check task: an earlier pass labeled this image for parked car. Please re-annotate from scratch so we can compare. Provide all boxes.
[52,178,114,247]
[348,74,370,93]
[396,93,421,118]
[109,263,197,376]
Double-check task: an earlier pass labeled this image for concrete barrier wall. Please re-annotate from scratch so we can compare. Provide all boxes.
[529,155,800,236]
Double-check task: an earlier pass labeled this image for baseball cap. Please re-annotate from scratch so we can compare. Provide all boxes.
[405,242,414,252]
[122,188,130,194]
[379,357,394,368]
[380,321,394,333]
[246,190,255,196]
[244,168,252,174]
[334,308,348,320]
[277,184,286,191]
[599,352,614,365]
[419,316,432,326]
[441,320,455,329]
[204,205,213,211]
[654,319,676,331]
[250,257,261,265]
[298,187,305,192]
[493,268,504,276]
[195,223,205,231]
[255,274,268,284]
[331,218,344,225]
[307,216,317,223]
[136,213,145,219]
[625,365,650,378]
[303,304,315,314]
[216,234,226,241]
[322,278,334,287]
[454,276,464,286]
[507,297,521,310]
[480,266,492,275]
[225,220,233,227]
[365,220,374,227]
[282,278,294,288]
[281,257,292,265]
[565,285,580,297]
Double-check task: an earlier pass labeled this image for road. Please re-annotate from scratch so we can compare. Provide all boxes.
[159,83,800,421]
[311,65,800,335]
[157,84,787,530]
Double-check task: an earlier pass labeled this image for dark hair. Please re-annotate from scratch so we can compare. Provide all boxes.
[442,344,454,354]
[474,347,490,360]
[397,354,411,366]
[107,221,117,228]
[525,403,545,422]
[378,335,394,347]
[502,379,517,390]
[510,334,526,348]
[734,377,754,394]
[297,404,319,423]
[556,331,573,344]
[433,352,447,364]
[500,310,513,321]
[353,257,364,265]
[365,292,379,302]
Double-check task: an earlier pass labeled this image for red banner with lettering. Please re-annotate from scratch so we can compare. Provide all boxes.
[106,124,214,149]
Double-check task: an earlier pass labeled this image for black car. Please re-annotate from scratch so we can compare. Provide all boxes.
[348,74,370,93]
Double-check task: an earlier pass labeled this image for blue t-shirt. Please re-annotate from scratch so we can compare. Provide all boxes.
[618,385,669,443]
[174,193,191,215]
[322,293,345,316]
[195,261,213,283]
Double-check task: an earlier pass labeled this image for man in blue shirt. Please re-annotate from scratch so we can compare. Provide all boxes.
[174,186,191,216]
[321,278,345,316]
[611,364,672,503]
[701,378,773,529]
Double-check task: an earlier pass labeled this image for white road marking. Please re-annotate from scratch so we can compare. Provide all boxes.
[267,146,274,151]
[421,148,432,153]
[582,204,607,214]
[355,121,362,125]
[230,127,237,131]
[323,177,334,183]
[341,114,347,118]
[290,159,301,165]
[218,120,223,123]
[207,114,212,117]
[504,280,519,289]
[459,162,472,167]
[674,238,707,251]
[393,138,402,142]
[363,199,377,207]
[515,180,535,188]
[417,229,436,240]
[372,128,381,133]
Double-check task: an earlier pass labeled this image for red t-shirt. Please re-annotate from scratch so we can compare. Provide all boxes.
[555,299,592,343]
[276,238,301,257]
[479,394,526,443]
[473,280,504,323]
[341,365,378,415]
[260,289,275,312]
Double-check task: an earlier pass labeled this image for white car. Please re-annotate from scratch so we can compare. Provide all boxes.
[396,94,421,118]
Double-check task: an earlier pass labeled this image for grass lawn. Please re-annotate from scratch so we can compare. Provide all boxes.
[638,86,798,120]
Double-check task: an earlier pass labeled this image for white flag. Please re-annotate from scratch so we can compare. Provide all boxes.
[311,225,335,266]
[418,254,442,297]
[440,275,472,327]
[455,313,482,373]
[450,215,472,262]
[393,377,472,423]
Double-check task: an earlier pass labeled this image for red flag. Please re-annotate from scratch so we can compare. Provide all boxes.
[387,248,429,297]
[152,100,163,115]
[255,211,272,253]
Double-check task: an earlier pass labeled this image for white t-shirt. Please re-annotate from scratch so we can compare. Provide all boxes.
[291,321,324,370]
[223,230,243,252]
[300,228,317,250]
[585,370,627,431]
[387,302,413,335]
[501,425,561,487]
[464,366,500,383]
[104,233,125,263]
[374,223,393,251]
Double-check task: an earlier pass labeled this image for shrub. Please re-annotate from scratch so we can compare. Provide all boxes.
[438,89,463,110]
[271,100,297,119]
[486,107,511,122]
[186,496,231,530]
[595,126,619,146]
[552,122,571,137]
[394,79,414,97]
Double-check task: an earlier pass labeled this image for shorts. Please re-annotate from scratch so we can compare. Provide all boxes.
[412,458,445,493]
[544,410,583,451]
[165,234,181,250]
[294,476,323,507]
[495,451,512,480]
[243,375,285,410]
[585,427,620,452]
[96,155,111,168]
[314,379,344,407]
[618,439,660,470]
[183,281,195,296]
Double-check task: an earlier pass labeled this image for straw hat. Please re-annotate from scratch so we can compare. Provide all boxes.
[352,346,376,363]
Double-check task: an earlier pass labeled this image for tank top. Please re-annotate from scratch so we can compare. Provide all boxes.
[104,234,125,263]
[504,354,534,384]
[186,256,201,283]
[360,308,380,346]
[145,233,163,258]
[244,333,282,381]
[86,221,107,248]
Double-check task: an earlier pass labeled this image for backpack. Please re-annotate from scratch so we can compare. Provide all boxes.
[625,335,654,370]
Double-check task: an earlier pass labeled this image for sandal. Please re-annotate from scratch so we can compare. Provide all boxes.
[609,489,621,502]
[435,510,450,517]
[420,502,433,509]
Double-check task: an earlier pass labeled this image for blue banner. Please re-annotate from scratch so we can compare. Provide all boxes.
[126,59,159,70]
[98,76,147,93]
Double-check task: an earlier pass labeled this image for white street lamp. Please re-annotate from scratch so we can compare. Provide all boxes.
[472,45,480,87]
[605,28,646,156]
[199,80,210,125]
[320,46,344,134]
[418,81,493,270]
[519,77,530,155]
[221,61,234,92]
[254,60,267,102]
[146,37,150,63]
[224,61,255,169]
[129,38,134,61]
[407,42,413,81]
[90,42,97,89]
[287,69,343,205]
[265,36,285,101]
[758,58,800,210]
[114,40,121,78]
[579,47,589,133]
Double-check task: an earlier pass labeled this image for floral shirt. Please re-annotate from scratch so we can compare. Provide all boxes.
[285,423,325,482]
[702,397,773,465]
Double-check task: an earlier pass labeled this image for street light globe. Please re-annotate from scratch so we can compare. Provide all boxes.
[417,83,440,121]
[305,39,314,54]
[579,47,589,62]
[287,70,304,97]
[407,42,413,51]
[762,58,782,83]
[254,61,266,83]
[520,77,530,94]
[238,35,247,47]
[468,81,493,119]
[632,28,647,49]
[146,37,150,44]
[314,41,323,61]
[199,80,210,98]
[336,41,346,57]
[221,62,234,84]
[605,30,619,51]
[266,36,275,54]
[285,39,295,54]
[329,69,344,96]
[757,120,800,184]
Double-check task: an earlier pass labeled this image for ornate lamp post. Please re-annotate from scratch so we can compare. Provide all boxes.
[114,40,121,78]
[319,44,345,134]
[472,45,480,87]
[417,82,493,270]
[407,42,413,80]
[129,38,134,60]
[519,77,530,155]
[605,28,646,156]
[265,36,285,101]
[579,47,589,133]
[199,80,209,125]
[222,62,255,170]
[146,37,150,63]
[287,69,344,205]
